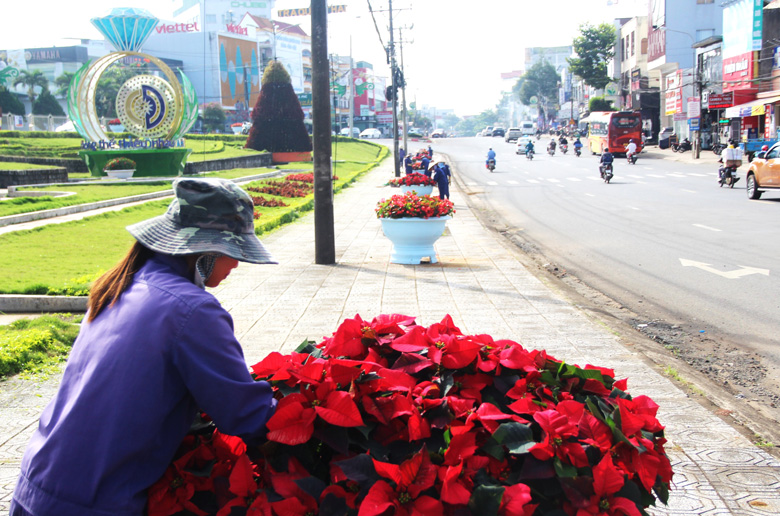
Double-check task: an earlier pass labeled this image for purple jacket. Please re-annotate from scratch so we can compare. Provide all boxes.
[13,254,276,516]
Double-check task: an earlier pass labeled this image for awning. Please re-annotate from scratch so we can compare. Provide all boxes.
[725,95,780,118]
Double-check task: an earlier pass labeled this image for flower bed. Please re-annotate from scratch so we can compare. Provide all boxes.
[149,314,672,516]
[247,182,312,198]
[285,173,339,183]
[248,195,289,208]
[376,192,455,219]
[388,173,436,188]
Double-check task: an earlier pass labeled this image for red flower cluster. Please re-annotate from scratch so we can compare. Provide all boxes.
[285,173,339,183]
[149,314,672,516]
[247,182,312,198]
[248,195,288,208]
[375,192,455,219]
[388,173,436,187]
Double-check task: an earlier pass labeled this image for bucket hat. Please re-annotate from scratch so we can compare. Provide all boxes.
[126,177,276,264]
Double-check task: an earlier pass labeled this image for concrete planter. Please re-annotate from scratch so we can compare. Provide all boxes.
[104,169,135,180]
[380,216,450,264]
[400,184,434,196]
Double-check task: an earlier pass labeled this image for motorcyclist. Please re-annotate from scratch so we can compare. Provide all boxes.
[599,148,614,178]
[626,139,638,161]
[525,140,535,155]
[573,137,583,155]
[486,148,497,169]
[548,138,557,154]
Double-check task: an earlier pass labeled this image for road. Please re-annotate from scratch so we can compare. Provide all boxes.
[415,136,780,410]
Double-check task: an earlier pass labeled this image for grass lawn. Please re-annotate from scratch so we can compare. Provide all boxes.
[0,141,388,294]
[0,314,82,378]
[0,162,55,170]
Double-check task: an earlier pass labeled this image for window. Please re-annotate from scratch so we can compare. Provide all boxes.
[696,0,714,4]
[631,32,635,56]
[767,148,779,160]
[612,115,640,128]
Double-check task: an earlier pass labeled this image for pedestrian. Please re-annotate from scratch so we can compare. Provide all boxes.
[404,153,414,175]
[433,162,451,200]
[420,154,431,177]
[399,147,406,167]
[10,178,278,516]
[428,144,433,159]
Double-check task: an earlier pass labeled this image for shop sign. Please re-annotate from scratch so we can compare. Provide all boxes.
[156,22,200,34]
[231,1,267,8]
[766,105,775,139]
[723,52,753,92]
[648,27,666,62]
[707,91,734,109]
[664,71,682,115]
[278,5,346,17]
[226,24,248,36]
[376,110,392,124]
[752,0,763,51]
[687,97,700,119]
[353,115,374,122]
[774,47,780,70]
[604,82,619,97]
[297,93,312,107]
[631,69,641,89]
[688,118,699,131]
[673,112,687,121]
[24,46,86,63]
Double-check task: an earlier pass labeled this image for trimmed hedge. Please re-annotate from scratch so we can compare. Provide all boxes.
[0,315,82,377]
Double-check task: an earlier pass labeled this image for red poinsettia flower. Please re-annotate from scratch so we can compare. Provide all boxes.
[529,409,589,468]
[359,449,443,516]
[147,442,212,516]
[499,483,537,516]
[575,455,642,516]
[438,462,472,505]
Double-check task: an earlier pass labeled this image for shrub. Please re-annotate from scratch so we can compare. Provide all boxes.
[103,157,136,171]
[0,315,81,377]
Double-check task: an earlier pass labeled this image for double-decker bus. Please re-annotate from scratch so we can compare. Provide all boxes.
[582,111,643,155]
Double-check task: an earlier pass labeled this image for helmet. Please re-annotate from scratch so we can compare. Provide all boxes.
[629,139,634,143]
[761,145,769,151]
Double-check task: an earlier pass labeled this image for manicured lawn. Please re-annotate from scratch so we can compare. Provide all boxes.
[0,142,388,294]
[0,314,82,378]
[0,162,54,170]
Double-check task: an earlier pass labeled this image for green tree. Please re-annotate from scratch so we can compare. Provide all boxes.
[0,88,25,115]
[32,89,65,116]
[442,113,460,131]
[202,102,227,133]
[515,61,559,123]
[94,63,148,118]
[588,97,615,112]
[567,23,617,90]
[12,69,49,105]
[54,72,75,97]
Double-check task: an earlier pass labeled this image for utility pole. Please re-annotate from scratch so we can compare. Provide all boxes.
[348,36,354,139]
[388,0,400,177]
[399,27,408,155]
[693,50,701,159]
[311,0,335,264]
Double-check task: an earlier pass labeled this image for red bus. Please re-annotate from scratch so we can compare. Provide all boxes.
[583,111,643,155]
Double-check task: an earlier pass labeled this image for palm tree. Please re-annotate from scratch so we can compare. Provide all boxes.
[13,69,49,105]
[54,71,75,97]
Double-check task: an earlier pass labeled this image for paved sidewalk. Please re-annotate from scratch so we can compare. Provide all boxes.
[1,159,779,514]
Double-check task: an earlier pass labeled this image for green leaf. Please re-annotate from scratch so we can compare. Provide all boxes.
[492,422,536,455]
[654,480,670,505]
[554,458,578,478]
[468,485,504,516]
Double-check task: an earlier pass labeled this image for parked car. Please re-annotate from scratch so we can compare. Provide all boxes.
[430,129,446,138]
[482,126,494,137]
[360,128,382,139]
[505,128,522,142]
[340,127,361,137]
[658,127,675,149]
[492,127,505,137]
[515,136,533,154]
[746,142,780,200]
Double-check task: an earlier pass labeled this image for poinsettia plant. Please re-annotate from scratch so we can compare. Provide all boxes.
[376,192,455,219]
[388,173,437,188]
[149,314,672,516]
[103,157,136,171]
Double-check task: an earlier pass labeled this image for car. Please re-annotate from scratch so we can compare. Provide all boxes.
[492,127,505,137]
[658,127,675,149]
[505,128,522,142]
[481,126,494,137]
[360,128,382,139]
[339,127,361,137]
[515,136,534,154]
[745,142,780,200]
[430,129,446,138]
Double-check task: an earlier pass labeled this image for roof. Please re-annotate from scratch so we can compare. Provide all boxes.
[246,14,308,37]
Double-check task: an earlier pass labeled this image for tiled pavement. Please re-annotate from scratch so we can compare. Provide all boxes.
[1,158,779,514]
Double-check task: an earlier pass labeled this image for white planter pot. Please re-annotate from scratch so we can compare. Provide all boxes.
[400,184,434,196]
[380,216,450,264]
[104,169,135,180]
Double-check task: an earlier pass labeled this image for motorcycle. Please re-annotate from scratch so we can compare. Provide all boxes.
[526,149,534,160]
[487,158,496,172]
[599,163,614,183]
[671,138,692,153]
[712,142,724,156]
[536,134,541,140]
[718,158,740,188]
[627,152,638,165]
[574,146,582,157]
[561,144,568,155]
[547,145,556,156]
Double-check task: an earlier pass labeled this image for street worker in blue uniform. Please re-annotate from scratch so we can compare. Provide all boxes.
[10,178,278,516]
[404,153,414,175]
[421,154,431,176]
[428,145,433,159]
[433,161,452,199]
[399,147,406,167]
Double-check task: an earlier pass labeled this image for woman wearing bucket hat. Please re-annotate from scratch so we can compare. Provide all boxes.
[11,178,278,516]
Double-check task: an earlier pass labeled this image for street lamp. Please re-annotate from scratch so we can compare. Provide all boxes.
[653,25,701,158]
[271,21,302,60]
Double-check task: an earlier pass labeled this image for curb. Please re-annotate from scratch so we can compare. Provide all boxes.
[0,295,87,313]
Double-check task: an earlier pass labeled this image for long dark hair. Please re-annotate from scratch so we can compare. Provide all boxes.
[87,241,154,322]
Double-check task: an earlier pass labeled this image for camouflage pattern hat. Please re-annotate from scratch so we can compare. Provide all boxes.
[126,177,276,264]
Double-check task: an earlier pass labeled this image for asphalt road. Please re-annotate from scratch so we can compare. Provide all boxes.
[422,136,780,372]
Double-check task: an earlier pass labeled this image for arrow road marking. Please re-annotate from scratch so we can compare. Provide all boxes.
[679,258,770,279]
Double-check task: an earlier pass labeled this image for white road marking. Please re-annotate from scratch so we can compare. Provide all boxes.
[567,177,582,181]
[527,179,540,184]
[627,206,640,210]
[642,166,653,170]
[626,174,643,178]
[667,173,686,177]
[507,180,520,185]
[682,189,697,194]
[587,177,601,181]
[679,259,770,279]
[693,224,721,232]
[688,173,708,177]
[585,193,595,197]
[547,178,561,183]
[465,182,478,186]
[646,174,665,178]
[487,181,499,186]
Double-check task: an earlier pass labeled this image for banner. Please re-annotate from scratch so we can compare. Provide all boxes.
[218,36,260,111]
[687,97,700,119]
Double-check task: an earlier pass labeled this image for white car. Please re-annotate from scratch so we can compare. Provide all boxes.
[339,127,360,137]
[515,136,534,154]
[360,128,382,139]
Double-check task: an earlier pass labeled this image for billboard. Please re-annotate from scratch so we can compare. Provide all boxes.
[218,35,260,111]
[275,34,304,93]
